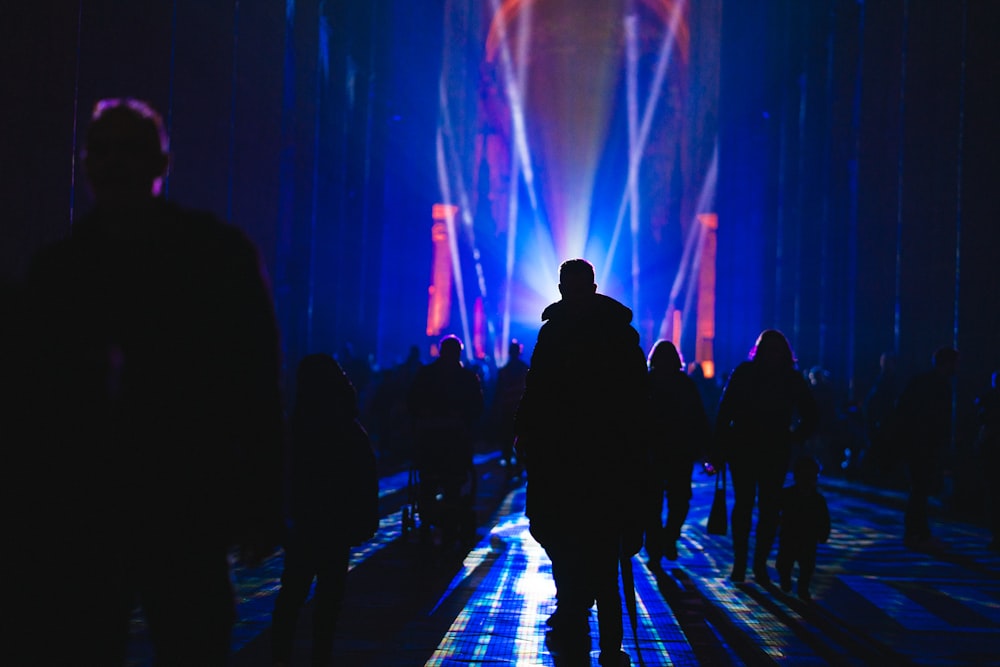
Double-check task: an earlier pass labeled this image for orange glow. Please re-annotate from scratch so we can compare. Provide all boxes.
[485,0,690,66]
[473,297,486,359]
[432,203,459,221]
[695,213,717,378]
[426,211,455,337]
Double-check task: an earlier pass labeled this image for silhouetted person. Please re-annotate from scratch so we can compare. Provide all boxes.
[644,340,710,565]
[895,347,958,550]
[776,457,830,601]
[714,329,819,584]
[689,361,721,426]
[862,352,900,482]
[490,339,530,476]
[975,371,1000,550]
[805,366,841,472]
[407,335,484,545]
[270,354,378,667]
[12,98,284,665]
[370,345,423,462]
[514,259,647,667]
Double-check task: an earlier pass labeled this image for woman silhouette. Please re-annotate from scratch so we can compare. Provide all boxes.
[714,330,819,583]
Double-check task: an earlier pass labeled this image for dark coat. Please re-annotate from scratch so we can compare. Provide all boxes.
[491,356,529,439]
[648,367,711,471]
[21,199,284,547]
[895,370,952,461]
[715,361,819,466]
[407,357,484,476]
[288,413,379,548]
[779,484,831,546]
[515,292,648,536]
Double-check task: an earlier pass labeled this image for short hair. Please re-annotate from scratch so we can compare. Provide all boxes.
[558,258,595,286]
[648,340,682,371]
[86,98,169,156]
[439,334,464,360]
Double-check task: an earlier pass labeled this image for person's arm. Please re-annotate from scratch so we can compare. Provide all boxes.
[791,371,821,444]
[818,495,831,544]
[712,366,744,467]
[218,228,285,565]
[682,374,712,460]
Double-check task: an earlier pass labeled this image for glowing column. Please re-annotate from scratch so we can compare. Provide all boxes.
[695,213,717,378]
[426,204,458,338]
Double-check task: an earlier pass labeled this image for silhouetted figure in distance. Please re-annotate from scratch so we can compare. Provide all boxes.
[776,457,831,601]
[270,354,379,667]
[975,371,1000,550]
[514,258,648,667]
[369,344,423,463]
[895,346,958,551]
[490,338,530,476]
[805,365,841,473]
[862,352,901,484]
[689,361,721,426]
[644,340,711,565]
[12,98,284,665]
[407,335,484,546]
[714,329,819,585]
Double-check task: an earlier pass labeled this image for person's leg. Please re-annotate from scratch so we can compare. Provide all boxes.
[728,461,756,581]
[594,536,625,661]
[797,545,818,600]
[776,535,794,592]
[643,481,666,563]
[543,535,592,659]
[663,460,693,559]
[753,460,787,582]
[270,543,320,665]
[310,544,351,667]
[904,460,933,544]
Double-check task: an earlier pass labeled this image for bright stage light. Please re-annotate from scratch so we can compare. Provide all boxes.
[435,0,703,360]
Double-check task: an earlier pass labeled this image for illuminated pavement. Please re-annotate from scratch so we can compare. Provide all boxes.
[127,452,1000,666]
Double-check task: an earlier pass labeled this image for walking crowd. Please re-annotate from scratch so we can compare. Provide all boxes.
[4,98,996,667]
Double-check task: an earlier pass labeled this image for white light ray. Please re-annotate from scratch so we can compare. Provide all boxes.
[601,0,687,289]
[435,126,473,353]
[656,140,719,337]
[626,13,642,316]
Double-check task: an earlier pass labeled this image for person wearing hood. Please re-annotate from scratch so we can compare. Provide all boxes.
[514,259,648,667]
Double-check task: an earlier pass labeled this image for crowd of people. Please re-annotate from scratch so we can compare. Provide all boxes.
[3,98,998,667]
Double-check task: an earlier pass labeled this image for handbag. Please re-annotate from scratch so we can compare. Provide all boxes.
[707,464,728,536]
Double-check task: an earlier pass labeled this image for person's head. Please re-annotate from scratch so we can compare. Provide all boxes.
[438,335,464,364]
[83,98,169,206]
[648,340,682,372]
[508,339,523,361]
[932,346,959,377]
[793,456,820,489]
[558,258,597,302]
[749,329,796,370]
[295,353,357,417]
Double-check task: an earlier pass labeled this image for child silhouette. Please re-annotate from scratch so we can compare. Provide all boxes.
[776,457,831,601]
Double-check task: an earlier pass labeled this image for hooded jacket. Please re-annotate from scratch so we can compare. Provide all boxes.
[515,292,648,535]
